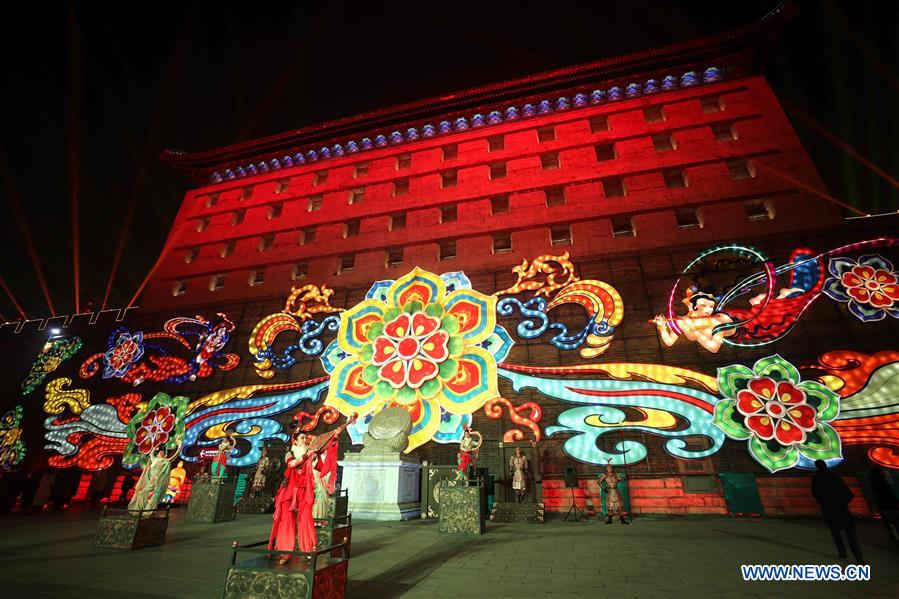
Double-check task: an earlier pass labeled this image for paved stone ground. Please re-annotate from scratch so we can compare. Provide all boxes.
[0,509,897,598]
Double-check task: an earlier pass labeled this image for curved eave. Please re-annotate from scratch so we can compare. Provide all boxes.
[162,1,796,184]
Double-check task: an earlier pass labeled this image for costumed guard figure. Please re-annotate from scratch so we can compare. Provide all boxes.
[129,437,182,513]
[211,432,236,480]
[509,447,530,502]
[252,447,272,497]
[598,464,629,524]
[455,427,483,481]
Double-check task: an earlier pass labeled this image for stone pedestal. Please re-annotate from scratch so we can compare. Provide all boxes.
[338,453,420,520]
[94,506,170,550]
[186,480,236,523]
[438,481,485,535]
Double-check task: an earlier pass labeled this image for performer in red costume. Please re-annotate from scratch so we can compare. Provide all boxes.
[268,415,355,565]
[269,432,316,565]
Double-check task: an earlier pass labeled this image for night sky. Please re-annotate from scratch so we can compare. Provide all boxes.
[0,0,896,320]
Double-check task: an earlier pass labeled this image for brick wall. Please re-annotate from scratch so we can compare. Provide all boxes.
[758,476,871,518]
[142,75,841,309]
[542,475,873,517]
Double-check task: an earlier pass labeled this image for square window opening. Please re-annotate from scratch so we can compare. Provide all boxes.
[611,216,635,238]
[440,204,457,223]
[349,189,365,205]
[602,177,626,198]
[387,247,404,266]
[664,169,688,189]
[291,262,308,281]
[594,143,617,161]
[537,126,555,143]
[545,187,566,207]
[393,179,409,196]
[390,213,406,231]
[643,105,666,123]
[550,225,571,246]
[675,207,703,229]
[209,275,226,292]
[442,145,458,161]
[541,153,560,170]
[712,122,738,141]
[589,115,610,133]
[441,170,457,188]
[744,199,776,222]
[492,232,512,253]
[439,239,457,261]
[396,153,412,169]
[652,133,676,151]
[728,159,757,180]
[701,95,725,113]
[338,255,355,273]
[248,270,265,287]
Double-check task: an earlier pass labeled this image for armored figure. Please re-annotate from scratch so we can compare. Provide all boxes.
[598,464,629,524]
[509,447,530,502]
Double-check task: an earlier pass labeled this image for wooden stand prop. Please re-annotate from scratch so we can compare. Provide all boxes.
[94,505,170,550]
[186,479,237,523]
[223,542,349,599]
[315,514,352,559]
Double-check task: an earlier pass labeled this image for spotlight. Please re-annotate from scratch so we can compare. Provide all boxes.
[50,328,62,335]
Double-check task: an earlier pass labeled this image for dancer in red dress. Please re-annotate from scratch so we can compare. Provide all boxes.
[268,414,356,565]
[269,433,316,564]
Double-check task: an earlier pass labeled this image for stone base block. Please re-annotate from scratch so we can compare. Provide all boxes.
[438,481,485,535]
[187,481,237,523]
[94,507,169,550]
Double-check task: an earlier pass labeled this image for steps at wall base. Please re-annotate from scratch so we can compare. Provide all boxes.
[489,502,545,523]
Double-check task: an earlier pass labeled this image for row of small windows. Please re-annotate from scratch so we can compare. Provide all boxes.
[187,160,761,262]
[174,203,775,297]
[199,152,751,230]
[201,95,728,207]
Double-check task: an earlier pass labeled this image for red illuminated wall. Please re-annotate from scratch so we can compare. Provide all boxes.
[542,475,872,518]
[143,74,841,309]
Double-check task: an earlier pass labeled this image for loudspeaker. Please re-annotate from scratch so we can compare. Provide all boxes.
[564,467,578,488]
